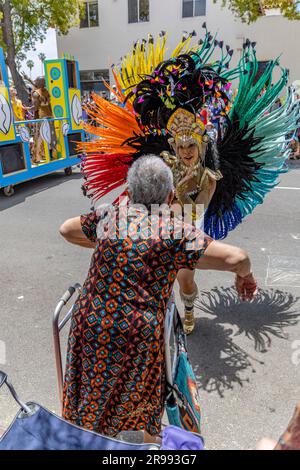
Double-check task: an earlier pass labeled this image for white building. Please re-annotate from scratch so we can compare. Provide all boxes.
[56,0,300,95]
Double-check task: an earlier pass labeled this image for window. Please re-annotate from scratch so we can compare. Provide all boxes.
[80,1,99,28]
[260,1,288,16]
[67,61,77,89]
[128,0,149,23]
[80,69,110,95]
[254,61,270,84]
[182,0,206,18]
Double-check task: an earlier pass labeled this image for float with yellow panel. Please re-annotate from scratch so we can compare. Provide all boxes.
[0,50,84,196]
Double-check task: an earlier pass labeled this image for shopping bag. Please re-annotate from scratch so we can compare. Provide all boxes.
[0,371,158,451]
[161,425,204,450]
[166,310,201,434]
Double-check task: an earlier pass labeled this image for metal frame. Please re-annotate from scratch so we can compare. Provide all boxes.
[52,283,82,403]
[0,371,31,414]
[164,292,177,387]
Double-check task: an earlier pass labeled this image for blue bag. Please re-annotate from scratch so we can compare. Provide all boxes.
[166,309,202,435]
[161,425,204,451]
[0,370,202,451]
[0,371,158,451]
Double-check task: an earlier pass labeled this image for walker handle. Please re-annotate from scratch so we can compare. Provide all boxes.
[0,370,31,414]
[60,284,81,305]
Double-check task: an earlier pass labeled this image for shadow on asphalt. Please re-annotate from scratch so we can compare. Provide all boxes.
[0,169,82,211]
[188,287,300,397]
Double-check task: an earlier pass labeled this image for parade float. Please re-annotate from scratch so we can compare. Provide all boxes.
[0,50,84,196]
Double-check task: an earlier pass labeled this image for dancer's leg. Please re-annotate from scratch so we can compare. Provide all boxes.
[177,268,198,335]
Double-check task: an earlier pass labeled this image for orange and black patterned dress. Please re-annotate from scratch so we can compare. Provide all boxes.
[62,210,210,436]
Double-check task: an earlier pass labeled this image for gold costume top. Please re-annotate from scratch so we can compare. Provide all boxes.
[32,88,53,119]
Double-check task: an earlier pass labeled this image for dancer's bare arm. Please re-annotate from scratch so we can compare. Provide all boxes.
[59,217,96,249]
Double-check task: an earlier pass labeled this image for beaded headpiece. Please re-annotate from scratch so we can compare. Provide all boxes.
[167,109,206,148]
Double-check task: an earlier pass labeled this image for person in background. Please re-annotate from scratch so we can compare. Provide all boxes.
[89,92,94,105]
[10,87,26,121]
[110,84,119,105]
[289,136,300,160]
[200,107,208,126]
[87,92,97,126]
[81,96,89,123]
[31,77,58,163]
[269,97,282,113]
[205,121,218,141]
[210,99,222,131]
[256,402,300,450]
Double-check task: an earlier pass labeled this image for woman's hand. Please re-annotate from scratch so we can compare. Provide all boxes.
[175,170,197,200]
[195,173,217,209]
[235,272,258,301]
[177,169,196,187]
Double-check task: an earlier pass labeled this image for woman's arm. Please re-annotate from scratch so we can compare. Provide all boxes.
[59,217,96,249]
[195,240,258,300]
[195,240,250,274]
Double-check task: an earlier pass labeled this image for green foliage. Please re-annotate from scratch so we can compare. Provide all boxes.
[26,59,34,70]
[214,0,300,23]
[0,0,81,54]
[16,51,26,69]
[38,52,46,62]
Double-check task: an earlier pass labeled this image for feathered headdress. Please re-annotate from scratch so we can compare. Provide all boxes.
[80,25,299,239]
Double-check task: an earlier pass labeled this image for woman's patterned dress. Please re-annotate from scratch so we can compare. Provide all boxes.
[62,210,210,436]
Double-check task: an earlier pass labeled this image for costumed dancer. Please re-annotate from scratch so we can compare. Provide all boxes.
[79,26,299,334]
[10,87,27,122]
[32,77,58,164]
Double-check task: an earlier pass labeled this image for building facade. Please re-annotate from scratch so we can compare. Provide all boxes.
[56,0,300,95]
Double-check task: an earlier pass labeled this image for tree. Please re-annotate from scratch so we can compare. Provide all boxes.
[26,59,34,78]
[38,52,46,75]
[214,1,300,23]
[16,51,26,71]
[0,0,81,105]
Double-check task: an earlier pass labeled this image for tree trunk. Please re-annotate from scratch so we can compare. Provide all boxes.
[2,0,30,106]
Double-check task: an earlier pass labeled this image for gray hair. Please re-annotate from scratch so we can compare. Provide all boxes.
[127,155,174,208]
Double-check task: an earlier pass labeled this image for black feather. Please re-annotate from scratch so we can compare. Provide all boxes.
[126,53,228,133]
[206,113,263,217]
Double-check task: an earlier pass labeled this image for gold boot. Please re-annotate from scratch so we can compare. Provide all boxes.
[180,286,198,335]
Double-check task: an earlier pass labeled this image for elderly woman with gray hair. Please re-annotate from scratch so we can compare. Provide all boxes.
[59,155,257,442]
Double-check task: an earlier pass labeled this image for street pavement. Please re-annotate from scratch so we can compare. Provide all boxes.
[0,162,299,450]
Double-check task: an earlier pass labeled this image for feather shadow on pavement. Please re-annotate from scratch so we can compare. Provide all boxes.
[187,288,300,397]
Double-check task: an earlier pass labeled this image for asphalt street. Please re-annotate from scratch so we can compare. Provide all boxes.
[0,162,299,450]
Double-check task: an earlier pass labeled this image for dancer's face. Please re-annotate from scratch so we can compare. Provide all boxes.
[177,143,199,167]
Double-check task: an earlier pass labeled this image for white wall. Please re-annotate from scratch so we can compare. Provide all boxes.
[243,15,300,83]
[57,1,300,84]
[57,0,240,79]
